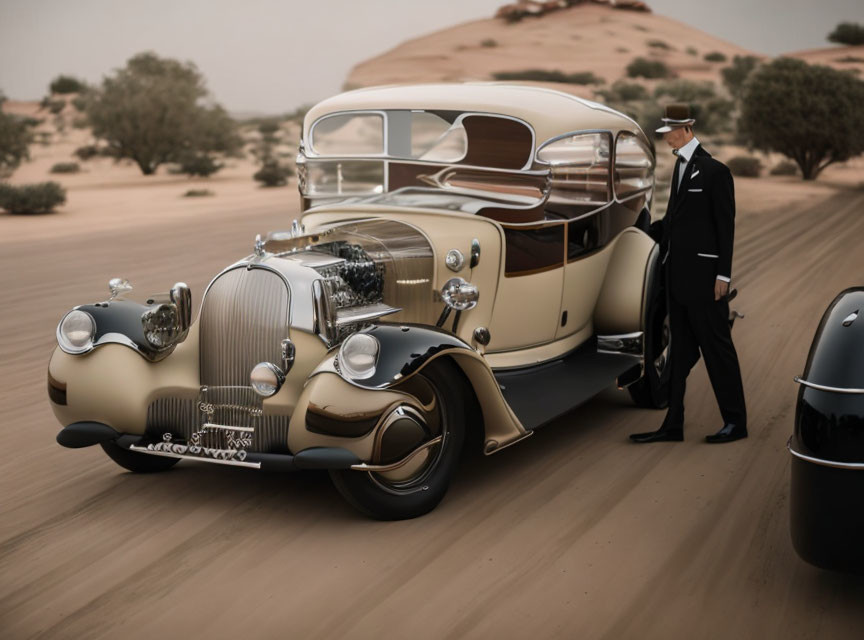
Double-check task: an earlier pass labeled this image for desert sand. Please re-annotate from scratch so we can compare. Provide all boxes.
[2,137,864,638]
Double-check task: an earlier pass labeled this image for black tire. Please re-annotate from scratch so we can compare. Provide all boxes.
[629,277,671,409]
[100,439,180,473]
[329,358,466,520]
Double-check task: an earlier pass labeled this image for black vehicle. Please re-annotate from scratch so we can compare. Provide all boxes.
[790,287,864,574]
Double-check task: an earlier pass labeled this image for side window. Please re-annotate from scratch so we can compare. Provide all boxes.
[310,113,385,156]
[536,132,612,217]
[614,132,654,202]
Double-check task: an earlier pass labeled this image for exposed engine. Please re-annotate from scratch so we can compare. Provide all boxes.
[311,241,385,310]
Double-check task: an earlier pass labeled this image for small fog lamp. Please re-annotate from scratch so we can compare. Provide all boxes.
[339,333,379,380]
[250,362,285,397]
[57,310,96,354]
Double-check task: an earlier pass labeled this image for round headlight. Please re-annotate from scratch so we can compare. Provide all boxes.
[339,333,379,380]
[57,309,95,354]
[250,362,285,397]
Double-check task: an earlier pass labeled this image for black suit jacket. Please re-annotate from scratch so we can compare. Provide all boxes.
[649,144,736,303]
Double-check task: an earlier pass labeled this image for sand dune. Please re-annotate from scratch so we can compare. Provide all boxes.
[345,3,759,96]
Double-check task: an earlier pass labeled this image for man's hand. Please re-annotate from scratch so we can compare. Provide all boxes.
[715,278,729,301]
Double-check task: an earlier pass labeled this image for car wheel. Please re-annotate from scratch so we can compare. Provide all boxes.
[629,287,671,409]
[100,439,180,473]
[329,358,466,520]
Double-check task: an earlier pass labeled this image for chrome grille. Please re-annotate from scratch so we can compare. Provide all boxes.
[199,266,290,386]
[146,391,291,453]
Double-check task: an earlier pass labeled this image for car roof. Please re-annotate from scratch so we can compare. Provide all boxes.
[302,82,648,150]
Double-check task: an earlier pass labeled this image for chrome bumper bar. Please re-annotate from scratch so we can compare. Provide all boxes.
[793,376,864,394]
[787,436,864,470]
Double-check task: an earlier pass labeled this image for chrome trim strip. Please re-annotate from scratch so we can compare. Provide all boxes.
[128,444,262,469]
[334,303,402,327]
[787,437,864,470]
[202,423,255,433]
[793,375,864,394]
[350,435,443,472]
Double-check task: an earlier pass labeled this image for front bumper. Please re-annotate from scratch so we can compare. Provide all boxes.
[57,422,361,472]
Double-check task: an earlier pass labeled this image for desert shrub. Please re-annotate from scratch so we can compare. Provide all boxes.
[481,38,498,48]
[40,97,66,114]
[74,144,114,161]
[50,75,87,95]
[686,46,698,56]
[72,116,89,129]
[836,56,864,63]
[704,51,727,63]
[0,113,31,175]
[740,57,864,179]
[653,79,717,101]
[183,189,214,197]
[35,131,52,146]
[253,161,293,187]
[595,80,648,102]
[726,156,762,177]
[177,153,223,177]
[71,95,88,112]
[616,47,629,53]
[626,57,671,79]
[492,69,605,84]
[770,160,799,176]
[828,22,864,46]
[86,52,241,175]
[257,120,280,136]
[647,39,672,50]
[0,182,66,214]
[50,162,81,174]
[721,55,760,101]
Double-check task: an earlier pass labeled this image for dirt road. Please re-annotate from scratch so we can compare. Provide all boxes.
[2,178,864,639]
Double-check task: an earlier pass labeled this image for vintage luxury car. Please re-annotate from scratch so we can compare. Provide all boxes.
[49,83,671,519]
[790,287,864,573]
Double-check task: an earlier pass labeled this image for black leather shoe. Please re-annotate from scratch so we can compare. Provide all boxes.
[705,423,748,443]
[629,427,683,443]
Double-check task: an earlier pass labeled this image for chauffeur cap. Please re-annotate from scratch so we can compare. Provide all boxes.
[655,103,696,134]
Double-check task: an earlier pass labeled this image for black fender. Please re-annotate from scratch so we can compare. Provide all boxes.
[338,323,474,389]
[322,322,530,453]
[65,298,181,361]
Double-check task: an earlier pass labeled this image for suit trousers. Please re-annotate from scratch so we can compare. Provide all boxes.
[665,292,747,429]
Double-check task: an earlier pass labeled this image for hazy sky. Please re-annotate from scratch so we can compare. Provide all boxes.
[1,0,862,114]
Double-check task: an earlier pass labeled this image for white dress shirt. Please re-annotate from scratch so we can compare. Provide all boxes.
[675,136,730,284]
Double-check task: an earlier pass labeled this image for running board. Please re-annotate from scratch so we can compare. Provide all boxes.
[493,340,641,431]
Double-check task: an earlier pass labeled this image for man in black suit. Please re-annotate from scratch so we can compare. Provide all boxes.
[630,104,747,444]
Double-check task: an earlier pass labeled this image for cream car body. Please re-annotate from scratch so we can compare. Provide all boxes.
[49,83,667,519]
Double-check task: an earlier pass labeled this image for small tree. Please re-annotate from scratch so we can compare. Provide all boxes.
[739,57,864,180]
[828,22,864,46]
[86,52,241,175]
[0,93,32,176]
[721,55,760,101]
[50,75,87,95]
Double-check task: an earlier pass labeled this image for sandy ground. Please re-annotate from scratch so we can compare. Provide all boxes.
[2,145,864,639]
